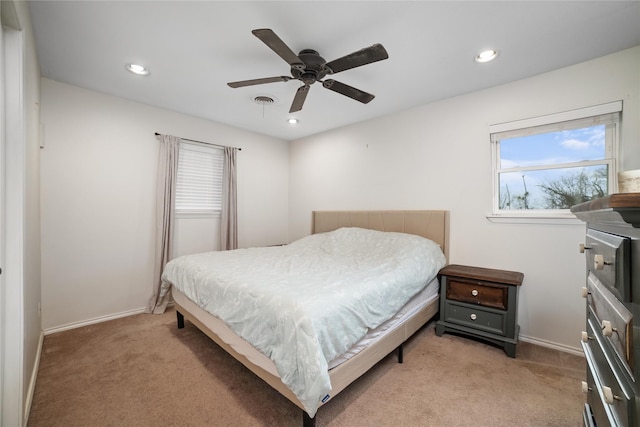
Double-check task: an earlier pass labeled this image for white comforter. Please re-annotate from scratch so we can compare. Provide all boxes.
[161,227,445,417]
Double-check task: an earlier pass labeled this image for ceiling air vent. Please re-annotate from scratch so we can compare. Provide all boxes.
[253,95,275,105]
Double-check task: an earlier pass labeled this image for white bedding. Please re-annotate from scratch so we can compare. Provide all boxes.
[171,277,439,377]
[327,278,439,368]
[161,227,446,417]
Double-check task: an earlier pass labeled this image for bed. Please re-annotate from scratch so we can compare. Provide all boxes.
[161,210,449,425]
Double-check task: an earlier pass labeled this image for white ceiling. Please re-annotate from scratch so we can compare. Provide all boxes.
[28,1,640,141]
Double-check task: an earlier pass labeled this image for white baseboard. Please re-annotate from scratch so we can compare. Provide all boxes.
[519,334,584,357]
[43,307,584,356]
[24,330,44,426]
[43,307,147,336]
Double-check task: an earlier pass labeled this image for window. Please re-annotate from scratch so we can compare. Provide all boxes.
[176,142,224,216]
[490,101,621,219]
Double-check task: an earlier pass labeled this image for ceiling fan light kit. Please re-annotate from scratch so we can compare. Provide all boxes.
[228,28,388,113]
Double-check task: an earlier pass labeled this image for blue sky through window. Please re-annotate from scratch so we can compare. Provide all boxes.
[500,125,605,168]
[498,125,607,209]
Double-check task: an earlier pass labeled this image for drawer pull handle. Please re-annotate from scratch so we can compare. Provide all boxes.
[601,320,617,337]
[580,287,590,298]
[603,386,614,404]
[594,254,611,271]
[579,243,592,253]
[581,381,591,393]
[581,331,593,342]
[602,386,623,405]
[471,289,479,297]
[470,313,477,321]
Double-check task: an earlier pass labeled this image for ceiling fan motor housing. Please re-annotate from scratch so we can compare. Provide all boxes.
[292,49,328,83]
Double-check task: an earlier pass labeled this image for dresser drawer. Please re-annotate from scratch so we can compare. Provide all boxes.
[587,272,634,376]
[572,195,640,426]
[446,278,508,310]
[443,301,507,336]
[585,228,631,301]
[583,316,634,426]
[583,367,608,427]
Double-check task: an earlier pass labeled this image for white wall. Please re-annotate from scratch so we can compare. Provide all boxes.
[1,2,43,425]
[289,47,640,352]
[40,79,289,331]
[17,1,42,420]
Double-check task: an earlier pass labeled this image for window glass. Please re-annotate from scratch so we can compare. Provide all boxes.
[500,125,606,168]
[498,165,608,210]
[490,102,620,218]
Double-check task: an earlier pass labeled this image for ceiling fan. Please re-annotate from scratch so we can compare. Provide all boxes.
[227,29,389,113]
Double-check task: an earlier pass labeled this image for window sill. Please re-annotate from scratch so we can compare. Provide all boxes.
[486,214,584,225]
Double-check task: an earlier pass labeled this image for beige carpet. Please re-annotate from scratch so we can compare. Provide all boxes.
[28,307,584,426]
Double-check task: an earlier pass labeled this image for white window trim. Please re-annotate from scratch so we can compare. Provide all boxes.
[487,101,621,223]
[488,101,622,134]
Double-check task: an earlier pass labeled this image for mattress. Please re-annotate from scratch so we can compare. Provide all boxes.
[172,276,439,377]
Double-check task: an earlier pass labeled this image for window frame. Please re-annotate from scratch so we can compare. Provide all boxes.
[488,101,621,221]
[175,141,224,219]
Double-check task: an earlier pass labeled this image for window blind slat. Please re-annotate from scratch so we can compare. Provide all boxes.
[176,144,224,212]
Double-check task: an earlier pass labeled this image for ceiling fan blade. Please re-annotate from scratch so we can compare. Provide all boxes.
[289,85,310,113]
[322,79,375,104]
[325,44,389,74]
[227,76,291,88]
[252,29,304,70]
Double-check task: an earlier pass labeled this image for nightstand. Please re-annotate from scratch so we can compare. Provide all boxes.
[435,264,524,357]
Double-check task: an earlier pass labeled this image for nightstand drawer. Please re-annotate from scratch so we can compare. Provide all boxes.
[443,301,507,336]
[446,278,508,310]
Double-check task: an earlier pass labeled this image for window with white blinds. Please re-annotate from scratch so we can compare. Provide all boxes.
[175,143,223,216]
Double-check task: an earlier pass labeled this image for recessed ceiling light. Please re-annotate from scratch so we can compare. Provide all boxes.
[475,49,499,63]
[126,63,150,76]
[287,118,299,125]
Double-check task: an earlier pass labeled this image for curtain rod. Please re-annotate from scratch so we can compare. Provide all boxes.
[154,132,241,150]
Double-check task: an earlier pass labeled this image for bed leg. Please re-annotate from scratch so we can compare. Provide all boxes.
[176,310,185,329]
[302,411,316,427]
[397,344,404,364]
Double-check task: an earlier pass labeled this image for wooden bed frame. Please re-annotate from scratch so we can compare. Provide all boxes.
[173,210,450,426]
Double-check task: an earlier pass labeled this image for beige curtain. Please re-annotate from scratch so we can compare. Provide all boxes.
[220,146,238,250]
[146,134,180,314]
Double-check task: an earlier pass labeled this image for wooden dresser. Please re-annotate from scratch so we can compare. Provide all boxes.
[571,194,640,426]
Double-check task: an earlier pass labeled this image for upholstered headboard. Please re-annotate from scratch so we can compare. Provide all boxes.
[312,210,450,261]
